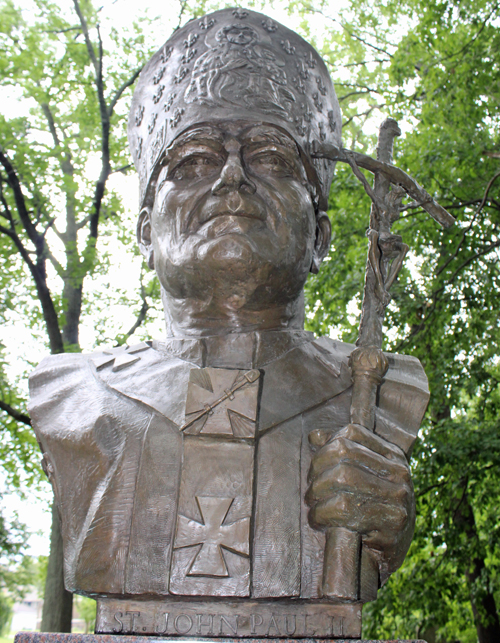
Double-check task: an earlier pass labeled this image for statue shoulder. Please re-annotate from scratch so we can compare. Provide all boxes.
[309,335,355,367]
[28,341,156,394]
[306,336,429,457]
[309,334,428,392]
[28,342,166,430]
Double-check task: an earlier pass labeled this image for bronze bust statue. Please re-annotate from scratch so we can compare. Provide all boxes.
[29,8,429,639]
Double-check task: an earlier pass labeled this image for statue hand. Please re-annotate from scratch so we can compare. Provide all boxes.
[306,423,415,576]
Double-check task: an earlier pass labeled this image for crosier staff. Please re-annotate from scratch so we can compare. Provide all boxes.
[311,119,455,601]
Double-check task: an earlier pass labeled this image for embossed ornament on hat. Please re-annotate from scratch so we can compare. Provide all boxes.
[128,7,342,210]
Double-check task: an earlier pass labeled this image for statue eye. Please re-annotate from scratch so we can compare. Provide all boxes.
[249,152,294,177]
[171,154,223,181]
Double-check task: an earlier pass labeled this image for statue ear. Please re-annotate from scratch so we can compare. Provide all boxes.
[137,208,155,270]
[310,211,331,274]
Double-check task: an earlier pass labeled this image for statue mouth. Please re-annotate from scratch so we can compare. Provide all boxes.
[202,210,265,225]
[193,192,267,232]
[198,213,266,238]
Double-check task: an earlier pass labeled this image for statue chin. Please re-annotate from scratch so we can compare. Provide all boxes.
[196,231,262,266]
[157,228,308,313]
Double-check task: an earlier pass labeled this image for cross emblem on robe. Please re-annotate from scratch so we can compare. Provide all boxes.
[174,496,250,577]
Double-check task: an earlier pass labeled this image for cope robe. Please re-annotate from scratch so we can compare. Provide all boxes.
[29,330,429,599]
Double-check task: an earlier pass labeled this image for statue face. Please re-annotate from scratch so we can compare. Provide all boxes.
[138,121,330,319]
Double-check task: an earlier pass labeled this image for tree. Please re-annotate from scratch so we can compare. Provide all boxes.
[0,504,32,635]
[0,0,159,630]
[298,0,500,640]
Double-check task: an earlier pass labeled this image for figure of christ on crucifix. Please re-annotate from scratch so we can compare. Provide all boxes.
[28,8,432,639]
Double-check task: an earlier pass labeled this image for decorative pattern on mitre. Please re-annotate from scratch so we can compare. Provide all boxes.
[128,7,342,208]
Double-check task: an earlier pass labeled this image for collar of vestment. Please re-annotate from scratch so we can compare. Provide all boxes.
[92,329,354,432]
[154,328,315,369]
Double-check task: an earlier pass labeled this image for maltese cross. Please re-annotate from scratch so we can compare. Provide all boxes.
[174,496,250,577]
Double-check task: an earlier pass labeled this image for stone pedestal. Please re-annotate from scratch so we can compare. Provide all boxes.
[15,632,428,643]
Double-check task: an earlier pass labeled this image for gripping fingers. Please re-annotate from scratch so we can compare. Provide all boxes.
[306,461,411,507]
[308,435,411,485]
[309,490,408,535]
[336,424,407,463]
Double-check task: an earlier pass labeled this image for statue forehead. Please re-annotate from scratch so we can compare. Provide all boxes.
[168,122,300,150]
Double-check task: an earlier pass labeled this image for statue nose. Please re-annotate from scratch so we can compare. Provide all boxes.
[212,154,256,195]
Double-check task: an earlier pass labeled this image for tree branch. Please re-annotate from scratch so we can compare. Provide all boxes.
[307,7,395,58]
[44,26,81,34]
[0,151,64,353]
[108,67,143,117]
[176,0,188,30]
[72,0,98,74]
[342,104,384,128]
[0,147,40,247]
[40,102,61,148]
[117,299,150,346]
[0,400,30,426]
[477,170,500,213]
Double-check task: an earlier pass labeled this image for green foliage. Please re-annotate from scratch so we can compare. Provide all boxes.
[0,0,159,487]
[298,0,500,639]
[1,0,499,639]
[0,503,36,635]
[73,596,96,634]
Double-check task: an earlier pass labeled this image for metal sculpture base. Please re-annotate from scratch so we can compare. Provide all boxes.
[15,633,428,643]
[96,598,360,638]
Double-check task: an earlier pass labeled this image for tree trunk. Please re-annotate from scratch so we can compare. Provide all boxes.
[41,502,73,632]
[453,488,500,643]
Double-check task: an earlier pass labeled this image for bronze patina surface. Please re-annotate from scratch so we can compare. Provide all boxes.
[29,7,433,638]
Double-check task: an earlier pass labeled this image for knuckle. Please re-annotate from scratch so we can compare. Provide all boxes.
[332,462,352,487]
[334,436,351,459]
[395,482,412,504]
[393,506,408,531]
[334,491,351,516]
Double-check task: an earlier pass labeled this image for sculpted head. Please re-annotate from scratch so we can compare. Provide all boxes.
[128,9,342,335]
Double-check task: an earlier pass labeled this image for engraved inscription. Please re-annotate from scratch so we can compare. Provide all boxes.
[197,613,214,635]
[174,613,193,634]
[101,603,359,639]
